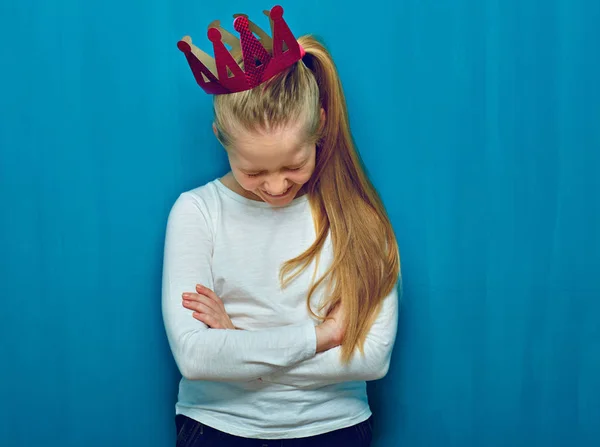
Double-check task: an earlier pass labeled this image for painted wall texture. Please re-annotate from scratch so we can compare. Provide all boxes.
[1,1,598,446]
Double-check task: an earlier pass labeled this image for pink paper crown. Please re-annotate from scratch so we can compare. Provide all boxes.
[177,5,305,95]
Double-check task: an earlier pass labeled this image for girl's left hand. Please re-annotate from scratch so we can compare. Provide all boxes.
[182,285,235,329]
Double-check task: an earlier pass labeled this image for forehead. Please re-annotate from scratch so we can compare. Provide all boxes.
[229,122,310,168]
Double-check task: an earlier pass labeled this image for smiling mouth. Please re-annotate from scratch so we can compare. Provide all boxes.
[263,186,292,198]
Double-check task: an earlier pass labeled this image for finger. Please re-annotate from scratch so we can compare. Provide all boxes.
[193,312,221,329]
[182,293,220,314]
[195,285,220,302]
[196,285,224,308]
[182,299,212,315]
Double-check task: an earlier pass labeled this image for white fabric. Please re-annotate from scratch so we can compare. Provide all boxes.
[161,179,399,439]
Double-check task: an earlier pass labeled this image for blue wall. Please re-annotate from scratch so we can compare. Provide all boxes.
[1,1,598,446]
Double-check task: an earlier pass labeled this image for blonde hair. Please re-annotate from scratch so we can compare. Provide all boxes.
[213,35,400,363]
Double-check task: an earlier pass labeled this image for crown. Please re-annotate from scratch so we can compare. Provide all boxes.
[177,5,305,95]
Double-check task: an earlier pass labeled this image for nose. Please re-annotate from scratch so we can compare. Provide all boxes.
[263,176,289,196]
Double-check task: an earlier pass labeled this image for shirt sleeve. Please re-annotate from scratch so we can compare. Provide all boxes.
[161,192,317,382]
[260,284,400,389]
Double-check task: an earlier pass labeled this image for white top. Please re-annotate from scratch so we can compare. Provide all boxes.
[161,179,399,439]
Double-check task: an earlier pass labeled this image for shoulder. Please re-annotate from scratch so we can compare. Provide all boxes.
[178,179,220,206]
[167,179,222,227]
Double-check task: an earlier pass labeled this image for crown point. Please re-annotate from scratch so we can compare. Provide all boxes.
[270,5,284,20]
[177,40,191,52]
[233,16,249,33]
[207,28,222,43]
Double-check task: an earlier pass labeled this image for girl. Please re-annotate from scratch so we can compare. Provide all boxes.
[162,6,401,446]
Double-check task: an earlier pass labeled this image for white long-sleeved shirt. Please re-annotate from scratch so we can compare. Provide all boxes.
[161,179,399,439]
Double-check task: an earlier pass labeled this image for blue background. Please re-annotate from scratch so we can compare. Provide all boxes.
[1,0,598,446]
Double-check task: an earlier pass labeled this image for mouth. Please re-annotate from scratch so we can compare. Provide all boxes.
[263,186,293,199]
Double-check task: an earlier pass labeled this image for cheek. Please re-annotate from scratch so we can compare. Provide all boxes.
[290,170,313,186]
[232,172,258,191]
[293,159,316,184]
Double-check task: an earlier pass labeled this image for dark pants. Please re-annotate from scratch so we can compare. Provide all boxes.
[175,414,373,447]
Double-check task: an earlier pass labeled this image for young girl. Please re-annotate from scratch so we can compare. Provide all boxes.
[162,6,401,446]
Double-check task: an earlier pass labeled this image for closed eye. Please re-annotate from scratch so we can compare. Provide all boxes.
[286,162,307,171]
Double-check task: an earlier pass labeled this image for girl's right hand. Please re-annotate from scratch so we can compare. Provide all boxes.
[182,285,236,330]
[315,302,346,353]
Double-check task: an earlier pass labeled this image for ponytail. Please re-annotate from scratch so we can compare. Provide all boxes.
[280,36,401,363]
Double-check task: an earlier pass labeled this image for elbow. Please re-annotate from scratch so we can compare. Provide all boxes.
[361,359,390,382]
[362,335,396,381]
[179,363,215,382]
[178,360,201,381]
[176,355,243,382]
[181,371,200,382]
[362,346,393,381]
[175,354,210,381]
[368,358,391,381]
[169,333,213,381]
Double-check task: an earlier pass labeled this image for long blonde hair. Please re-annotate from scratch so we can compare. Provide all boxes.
[213,35,400,362]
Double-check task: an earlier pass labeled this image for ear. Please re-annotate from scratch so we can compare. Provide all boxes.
[212,122,218,138]
[320,108,326,128]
